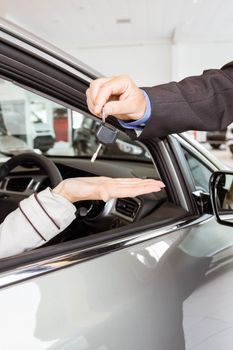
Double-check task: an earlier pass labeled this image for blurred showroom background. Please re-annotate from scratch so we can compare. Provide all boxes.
[0,0,233,166]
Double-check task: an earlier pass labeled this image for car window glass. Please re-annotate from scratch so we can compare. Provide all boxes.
[182,147,212,192]
[73,116,151,161]
[0,79,150,161]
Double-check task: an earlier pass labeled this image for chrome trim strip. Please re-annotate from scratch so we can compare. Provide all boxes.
[174,134,227,171]
[0,214,212,289]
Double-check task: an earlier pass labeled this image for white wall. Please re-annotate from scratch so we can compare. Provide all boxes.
[68,43,172,86]
[170,41,233,142]
[172,42,233,81]
[69,41,233,87]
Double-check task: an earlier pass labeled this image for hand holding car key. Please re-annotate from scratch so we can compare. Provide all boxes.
[91,111,119,162]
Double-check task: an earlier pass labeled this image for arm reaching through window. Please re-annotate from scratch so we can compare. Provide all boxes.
[86,62,233,139]
[0,177,164,258]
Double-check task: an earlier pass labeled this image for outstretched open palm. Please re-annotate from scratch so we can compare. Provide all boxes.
[53,177,165,203]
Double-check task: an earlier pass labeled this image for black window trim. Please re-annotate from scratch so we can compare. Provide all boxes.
[0,24,100,80]
[0,38,89,114]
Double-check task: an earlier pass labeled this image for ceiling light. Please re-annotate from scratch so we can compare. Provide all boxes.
[116,18,131,24]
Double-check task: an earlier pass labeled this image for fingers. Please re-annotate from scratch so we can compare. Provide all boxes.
[89,77,111,103]
[86,77,111,116]
[82,177,164,188]
[102,178,165,201]
[86,90,95,115]
[117,180,165,192]
[104,100,134,119]
[112,178,165,187]
[95,77,129,116]
[86,75,147,122]
[86,75,131,117]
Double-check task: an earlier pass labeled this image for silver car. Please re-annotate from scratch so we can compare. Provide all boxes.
[0,19,233,350]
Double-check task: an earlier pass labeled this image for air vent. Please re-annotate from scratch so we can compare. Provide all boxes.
[115,198,140,219]
[0,179,7,190]
[6,177,32,192]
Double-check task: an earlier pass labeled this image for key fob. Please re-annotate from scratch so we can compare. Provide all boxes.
[96,123,118,145]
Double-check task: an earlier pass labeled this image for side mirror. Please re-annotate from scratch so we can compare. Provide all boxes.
[210,171,233,227]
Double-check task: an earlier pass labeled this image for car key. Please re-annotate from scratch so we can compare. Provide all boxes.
[91,113,119,162]
[91,111,106,162]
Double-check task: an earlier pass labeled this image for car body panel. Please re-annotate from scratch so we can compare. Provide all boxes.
[0,216,233,350]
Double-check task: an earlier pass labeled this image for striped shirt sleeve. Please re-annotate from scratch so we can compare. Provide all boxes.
[0,187,76,258]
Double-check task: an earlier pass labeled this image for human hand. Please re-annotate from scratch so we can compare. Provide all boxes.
[86,75,146,121]
[53,176,165,203]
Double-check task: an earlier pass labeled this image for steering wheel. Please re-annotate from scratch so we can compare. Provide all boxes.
[0,153,62,223]
[0,152,62,187]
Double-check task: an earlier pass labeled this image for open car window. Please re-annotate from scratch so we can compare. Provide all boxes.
[0,79,150,162]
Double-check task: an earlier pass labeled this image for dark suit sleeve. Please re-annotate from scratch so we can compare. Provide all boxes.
[138,62,233,140]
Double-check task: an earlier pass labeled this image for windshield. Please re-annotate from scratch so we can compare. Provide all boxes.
[0,79,150,161]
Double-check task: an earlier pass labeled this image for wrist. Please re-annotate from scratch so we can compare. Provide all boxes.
[125,89,146,121]
[53,180,74,203]
[117,90,151,130]
[136,89,147,119]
